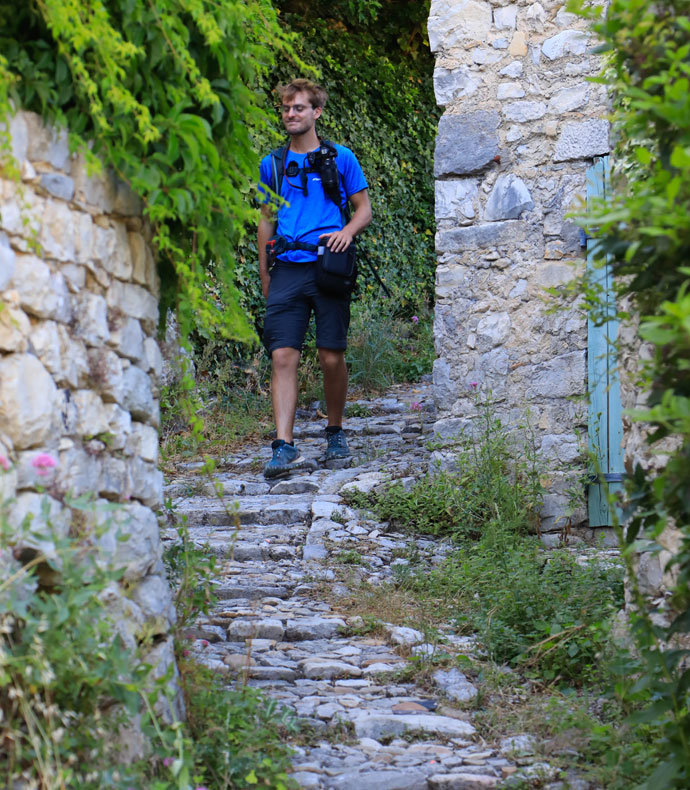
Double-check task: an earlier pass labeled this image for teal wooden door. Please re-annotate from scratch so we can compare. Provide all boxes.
[586,156,624,526]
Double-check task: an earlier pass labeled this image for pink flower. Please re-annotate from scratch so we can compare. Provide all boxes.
[182,650,190,657]
[0,455,10,472]
[200,639,209,648]
[31,453,57,476]
[411,402,422,412]
[163,757,174,768]
[469,381,478,390]
[411,315,419,324]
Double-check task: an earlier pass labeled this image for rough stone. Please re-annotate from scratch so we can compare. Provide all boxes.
[286,617,347,641]
[542,30,590,60]
[228,618,285,641]
[0,354,57,449]
[11,254,71,322]
[428,775,498,789]
[24,112,71,170]
[436,220,524,253]
[121,365,155,422]
[493,5,517,30]
[39,173,75,201]
[330,770,428,790]
[554,119,610,161]
[351,712,475,740]
[74,292,110,345]
[476,312,511,349]
[108,316,144,363]
[0,231,16,290]
[502,101,547,123]
[88,347,125,402]
[484,174,534,221]
[428,0,493,52]
[497,83,525,100]
[434,112,500,177]
[107,279,159,330]
[436,180,478,221]
[433,668,478,703]
[0,305,30,353]
[299,659,362,680]
[548,84,589,114]
[434,67,481,106]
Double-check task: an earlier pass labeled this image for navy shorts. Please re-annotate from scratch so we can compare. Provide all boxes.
[263,260,351,354]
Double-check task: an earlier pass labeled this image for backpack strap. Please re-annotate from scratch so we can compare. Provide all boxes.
[270,144,289,199]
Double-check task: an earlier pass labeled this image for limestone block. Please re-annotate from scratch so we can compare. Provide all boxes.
[525,2,548,28]
[73,390,110,437]
[509,31,528,56]
[107,279,158,330]
[502,101,547,122]
[126,422,158,463]
[542,30,590,60]
[500,61,523,78]
[56,446,102,496]
[0,231,16,290]
[88,347,124,402]
[103,403,132,451]
[127,455,163,507]
[108,315,144,363]
[92,221,133,280]
[0,184,43,241]
[484,174,534,221]
[57,326,90,388]
[128,231,156,287]
[100,455,130,500]
[554,119,610,161]
[0,305,30,352]
[435,179,478,221]
[497,82,525,99]
[494,5,517,29]
[30,320,62,376]
[56,389,78,435]
[428,0,493,52]
[527,351,586,399]
[472,47,502,65]
[74,291,109,345]
[434,111,500,177]
[7,110,29,164]
[540,433,581,464]
[7,492,70,561]
[436,220,524,253]
[40,173,75,201]
[0,354,57,448]
[476,312,511,349]
[74,211,94,264]
[432,358,458,409]
[24,112,71,171]
[15,449,59,490]
[433,67,481,106]
[0,443,17,501]
[121,365,155,422]
[113,179,143,217]
[72,154,116,212]
[40,199,76,261]
[131,574,176,633]
[556,7,579,27]
[98,501,161,582]
[548,84,589,114]
[143,336,163,378]
[11,254,72,322]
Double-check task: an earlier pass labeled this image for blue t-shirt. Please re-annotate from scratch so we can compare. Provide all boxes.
[259,143,368,263]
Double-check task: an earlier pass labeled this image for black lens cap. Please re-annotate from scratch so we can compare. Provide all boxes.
[286,161,299,177]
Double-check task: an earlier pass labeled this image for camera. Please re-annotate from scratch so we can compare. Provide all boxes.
[307,143,340,201]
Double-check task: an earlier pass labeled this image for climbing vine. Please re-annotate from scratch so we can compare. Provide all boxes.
[0,0,301,340]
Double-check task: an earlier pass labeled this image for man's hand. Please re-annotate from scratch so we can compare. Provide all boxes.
[319,229,354,253]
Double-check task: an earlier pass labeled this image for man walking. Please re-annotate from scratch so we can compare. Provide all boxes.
[258,79,372,479]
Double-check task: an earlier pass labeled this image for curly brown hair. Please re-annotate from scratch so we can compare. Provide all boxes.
[277,79,328,109]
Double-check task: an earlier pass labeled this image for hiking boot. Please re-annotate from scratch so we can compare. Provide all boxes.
[263,440,304,479]
[324,427,350,461]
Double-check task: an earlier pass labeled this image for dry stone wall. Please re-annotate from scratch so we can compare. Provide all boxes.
[428,0,610,538]
[0,110,176,698]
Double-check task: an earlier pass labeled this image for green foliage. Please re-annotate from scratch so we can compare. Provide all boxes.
[0,0,299,341]
[348,390,543,539]
[567,0,690,784]
[346,293,435,391]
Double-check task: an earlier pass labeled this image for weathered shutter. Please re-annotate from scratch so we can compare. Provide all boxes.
[586,156,624,526]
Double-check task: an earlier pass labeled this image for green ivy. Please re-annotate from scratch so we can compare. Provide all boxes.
[0,0,301,341]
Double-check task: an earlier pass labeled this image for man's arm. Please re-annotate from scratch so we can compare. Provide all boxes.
[321,188,372,253]
[258,204,276,298]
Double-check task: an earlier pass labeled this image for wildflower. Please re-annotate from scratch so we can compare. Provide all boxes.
[31,453,57,476]
[200,639,209,648]
[411,315,419,324]
[163,757,174,768]
[469,381,478,390]
[182,650,190,657]
[0,455,10,472]
[411,402,422,412]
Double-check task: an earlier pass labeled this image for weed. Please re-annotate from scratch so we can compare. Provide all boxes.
[336,549,365,565]
[345,402,372,418]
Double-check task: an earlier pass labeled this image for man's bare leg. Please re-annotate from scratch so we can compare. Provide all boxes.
[271,347,301,442]
[318,348,348,427]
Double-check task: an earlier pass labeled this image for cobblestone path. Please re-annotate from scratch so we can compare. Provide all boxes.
[164,383,532,790]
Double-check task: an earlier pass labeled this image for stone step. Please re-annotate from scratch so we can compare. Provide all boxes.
[171,494,313,526]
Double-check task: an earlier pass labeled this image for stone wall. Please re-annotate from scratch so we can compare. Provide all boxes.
[428,0,611,539]
[0,110,176,713]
